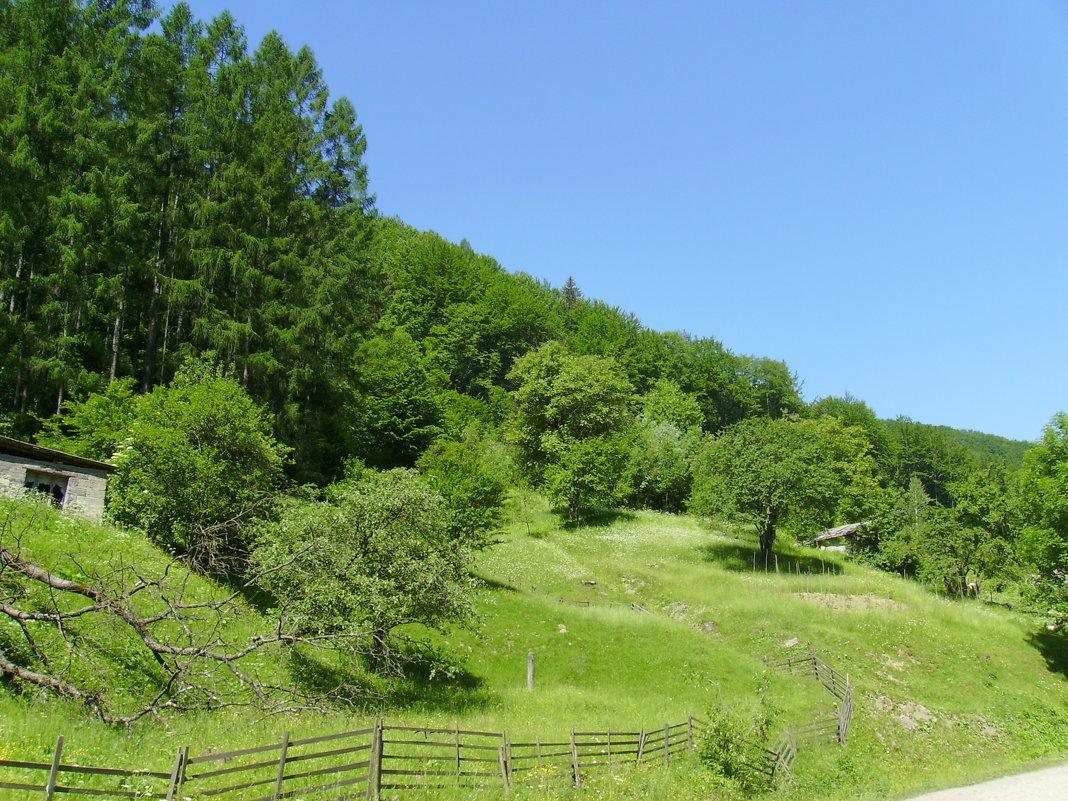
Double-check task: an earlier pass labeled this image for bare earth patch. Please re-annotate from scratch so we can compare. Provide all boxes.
[794,591,906,611]
[872,695,944,731]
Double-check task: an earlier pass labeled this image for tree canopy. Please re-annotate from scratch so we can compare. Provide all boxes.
[690,416,879,558]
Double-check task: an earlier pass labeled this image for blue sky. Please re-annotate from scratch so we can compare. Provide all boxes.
[175,1,1068,442]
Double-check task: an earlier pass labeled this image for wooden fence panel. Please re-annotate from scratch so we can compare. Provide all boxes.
[0,746,173,800]
[182,727,374,801]
[376,724,509,795]
[760,650,855,784]
[0,716,705,799]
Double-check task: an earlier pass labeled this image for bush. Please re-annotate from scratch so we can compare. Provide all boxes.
[108,360,288,573]
[416,436,507,548]
[250,468,475,673]
[698,705,774,793]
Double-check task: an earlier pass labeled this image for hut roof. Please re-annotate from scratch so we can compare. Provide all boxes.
[803,521,873,546]
[0,435,116,473]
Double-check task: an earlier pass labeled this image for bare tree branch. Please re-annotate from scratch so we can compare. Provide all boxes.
[0,502,376,726]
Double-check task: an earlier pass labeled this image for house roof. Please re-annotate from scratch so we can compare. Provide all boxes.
[0,435,117,473]
[803,521,873,546]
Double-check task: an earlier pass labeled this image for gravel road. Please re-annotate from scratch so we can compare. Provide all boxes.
[902,763,1068,801]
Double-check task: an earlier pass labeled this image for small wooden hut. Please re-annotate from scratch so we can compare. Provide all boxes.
[801,521,873,553]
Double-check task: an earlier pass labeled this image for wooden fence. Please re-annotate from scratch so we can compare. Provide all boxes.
[760,649,854,783]
[0,717,704,800]
[0,736,175,801]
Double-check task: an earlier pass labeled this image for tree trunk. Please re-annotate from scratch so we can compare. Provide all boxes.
[759,505,777,563]
[141,276,160,392]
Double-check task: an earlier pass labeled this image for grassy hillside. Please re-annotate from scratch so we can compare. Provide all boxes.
[1,495,1066,800]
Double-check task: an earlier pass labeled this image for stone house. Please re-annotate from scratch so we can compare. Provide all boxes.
[0,435,115,523]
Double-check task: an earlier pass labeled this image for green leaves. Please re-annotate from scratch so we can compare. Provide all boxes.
[691,416,879,555]
[508,341,634,518]
[1017,412,1068,622]
[250,468,474,671]
[107,360,288,569]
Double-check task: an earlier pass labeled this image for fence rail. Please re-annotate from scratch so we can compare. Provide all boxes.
[0,717,705,800]
[0,645,854,797]
[761,649,855,783]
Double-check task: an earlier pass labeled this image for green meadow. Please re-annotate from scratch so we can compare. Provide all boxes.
[2,494,1067,800]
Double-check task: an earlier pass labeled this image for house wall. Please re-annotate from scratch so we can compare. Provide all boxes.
[0,453,110,523]
[818,543,849,553]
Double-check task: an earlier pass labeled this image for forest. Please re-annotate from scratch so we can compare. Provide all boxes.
[2,0,1067,727]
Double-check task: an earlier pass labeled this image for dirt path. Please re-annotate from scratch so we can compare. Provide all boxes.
[902,763,1068,801]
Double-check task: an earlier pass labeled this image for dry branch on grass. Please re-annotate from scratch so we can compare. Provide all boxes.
[0,502,372,725]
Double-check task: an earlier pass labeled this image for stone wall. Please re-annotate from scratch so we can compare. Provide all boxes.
[0,453,110,523]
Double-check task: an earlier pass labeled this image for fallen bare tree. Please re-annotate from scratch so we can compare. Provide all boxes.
[0,499,372,726]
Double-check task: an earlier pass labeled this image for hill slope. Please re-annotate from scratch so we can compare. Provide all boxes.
[1,496,1066,800]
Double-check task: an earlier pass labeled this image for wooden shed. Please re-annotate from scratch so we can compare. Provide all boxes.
[0,435,115,523]
[801,521,873,553]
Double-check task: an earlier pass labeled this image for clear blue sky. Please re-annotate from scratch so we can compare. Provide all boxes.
[175,0,1068,443]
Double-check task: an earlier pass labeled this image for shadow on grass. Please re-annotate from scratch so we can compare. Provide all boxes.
[472,573,517,592]
[287,642,491,716]
[559,506,636,530]
[383,646,491,715]
[1027,628,1068,678]
[701,541,843,575]
[286,649,377,708]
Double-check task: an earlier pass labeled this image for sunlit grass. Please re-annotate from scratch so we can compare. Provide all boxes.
[2,495,1066,800]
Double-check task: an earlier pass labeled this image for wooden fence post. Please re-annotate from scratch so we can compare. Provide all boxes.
[454,722,461,783]
[664,722,671,767]
[503,731,513,792]
[366,718,383,801]
[606,727,612,759]
[687,715,694,749]
[165,746,188,801]
[570,729,580,787]
[636,728,646,763]
[498,742,510,794]
[44,735,63,801]
[271,731,291,801]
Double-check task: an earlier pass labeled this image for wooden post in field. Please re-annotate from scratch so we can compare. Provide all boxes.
[498,734,511,794]
[570,729,580,786]
[366,718,383,801]
[505,731,513,791]
[165,746,188,801]
[636,728,646,762]
[664,722,671,767]
[271,731,291,801]
[527,651,535,690]
[687,715,694,749]
[45,735,64,801]
[454,722,461,783]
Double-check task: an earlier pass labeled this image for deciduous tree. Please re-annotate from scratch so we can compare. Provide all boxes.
[250,469,474,672]
[107,360,288,572]
[690,416,878,558]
